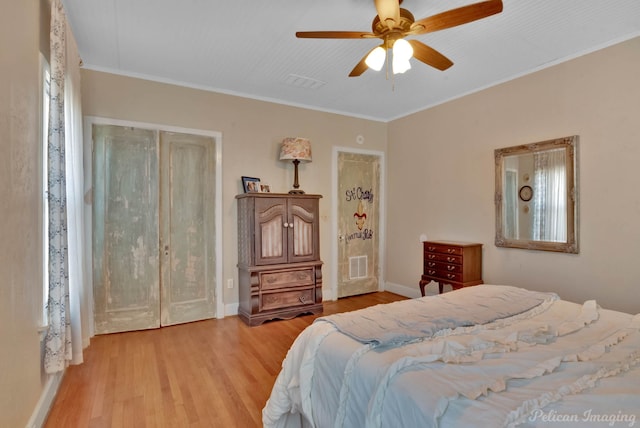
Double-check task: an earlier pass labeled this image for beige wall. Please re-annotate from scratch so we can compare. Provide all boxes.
[80,70,388,307]
[387,37,640,314]
[0,1,50,427]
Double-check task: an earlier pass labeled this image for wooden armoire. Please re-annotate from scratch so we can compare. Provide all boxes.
[236,193,323,326]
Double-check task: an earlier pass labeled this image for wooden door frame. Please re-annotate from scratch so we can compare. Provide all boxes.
[83,116,224,336]
[331,147,386,301]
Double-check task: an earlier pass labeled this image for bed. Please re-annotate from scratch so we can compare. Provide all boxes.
[263,285,640,427]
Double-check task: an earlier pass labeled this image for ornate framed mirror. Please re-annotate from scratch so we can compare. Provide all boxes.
[495,136,578,253]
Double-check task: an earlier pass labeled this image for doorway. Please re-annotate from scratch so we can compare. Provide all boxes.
[333,148,385,299]
[88,120,222,334]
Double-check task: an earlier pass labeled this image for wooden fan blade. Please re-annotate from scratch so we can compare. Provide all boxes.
[410,0,503,35]
[296,31,376,39]
[374,0,401,29]
[408,40,453,71]
[349,49,377,77]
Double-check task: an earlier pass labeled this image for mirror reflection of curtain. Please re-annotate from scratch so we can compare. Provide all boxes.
[504,170,518,239]
[532,148,567,242]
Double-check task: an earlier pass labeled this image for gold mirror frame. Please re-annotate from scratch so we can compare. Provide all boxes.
[495,136,578,253]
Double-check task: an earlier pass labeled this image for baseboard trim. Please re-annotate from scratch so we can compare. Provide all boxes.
[26,370,63,428]
[224,302,239,317]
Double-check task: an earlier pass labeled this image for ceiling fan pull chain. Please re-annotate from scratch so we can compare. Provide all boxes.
[385,51,390,81]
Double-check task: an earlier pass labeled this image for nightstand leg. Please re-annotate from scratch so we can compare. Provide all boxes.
[439,282,444,294]
[419,279,430,297]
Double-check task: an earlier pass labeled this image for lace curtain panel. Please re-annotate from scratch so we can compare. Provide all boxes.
[44,0,87,373]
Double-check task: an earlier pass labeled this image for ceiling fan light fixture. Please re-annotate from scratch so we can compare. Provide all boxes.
[392,38,413,74]
[392,38,413,61]
[365,46,386,71]
[392,57,411,74]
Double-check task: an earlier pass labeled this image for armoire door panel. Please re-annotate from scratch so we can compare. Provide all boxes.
[292,216,313,257]
[260,217,285,259]
[254,197,288,265]
[288,198,319,263]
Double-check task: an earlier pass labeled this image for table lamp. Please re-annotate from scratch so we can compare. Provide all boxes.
[279,137,312,194]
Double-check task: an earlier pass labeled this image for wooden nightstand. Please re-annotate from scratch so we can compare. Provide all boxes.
[419,240,483,296]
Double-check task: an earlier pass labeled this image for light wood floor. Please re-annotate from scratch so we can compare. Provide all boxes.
[44,291,407,428]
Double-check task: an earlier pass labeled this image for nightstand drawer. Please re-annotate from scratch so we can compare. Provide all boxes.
[424,252,462,264]
[260,288,314,311]
[424,261,462,273]
[425,270,462,283]
[424,243,463,256]
[260,268,314,290]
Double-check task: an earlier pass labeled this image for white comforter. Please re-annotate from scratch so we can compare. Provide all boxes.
[263,285,640,428]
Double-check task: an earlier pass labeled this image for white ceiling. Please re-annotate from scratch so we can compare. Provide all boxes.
[63,0,640,122]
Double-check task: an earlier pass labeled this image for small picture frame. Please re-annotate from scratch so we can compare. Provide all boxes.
[260,183,271,193]
[242,176,261,193]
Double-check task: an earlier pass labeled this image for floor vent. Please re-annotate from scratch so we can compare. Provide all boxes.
[349,255,368,280]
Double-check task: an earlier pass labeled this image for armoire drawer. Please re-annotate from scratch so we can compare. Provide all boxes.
[260,288,315,312]
[260,267,314,290]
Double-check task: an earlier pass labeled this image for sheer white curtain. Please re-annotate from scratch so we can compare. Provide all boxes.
[44,0,87,373]
[64,10,89,363]
[532,148,567,242]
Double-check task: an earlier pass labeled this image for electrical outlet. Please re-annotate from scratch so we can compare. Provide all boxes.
[226,278,234,289]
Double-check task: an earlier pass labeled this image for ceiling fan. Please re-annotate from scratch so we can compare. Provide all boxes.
[296,0,503,77]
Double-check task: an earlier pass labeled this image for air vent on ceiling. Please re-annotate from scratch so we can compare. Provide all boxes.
[283,74,326,90]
